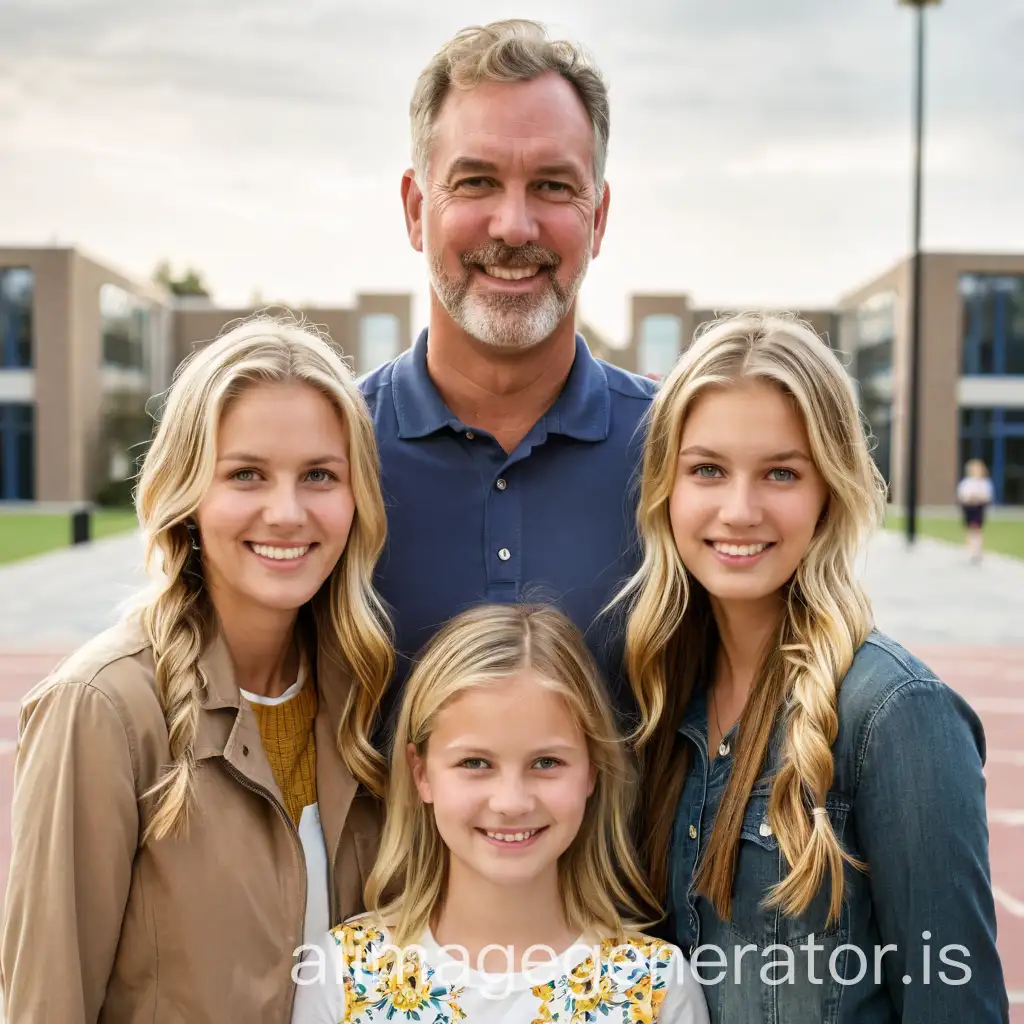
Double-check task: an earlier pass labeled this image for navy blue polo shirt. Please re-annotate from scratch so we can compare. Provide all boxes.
[359,329,655,734]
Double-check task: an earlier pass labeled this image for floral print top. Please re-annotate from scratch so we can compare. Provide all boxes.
[291,918,709,1024]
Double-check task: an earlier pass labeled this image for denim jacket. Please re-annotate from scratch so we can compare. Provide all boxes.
[667,630,1008,1023]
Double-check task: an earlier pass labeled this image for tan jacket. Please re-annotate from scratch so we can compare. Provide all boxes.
[0,616,381,1023]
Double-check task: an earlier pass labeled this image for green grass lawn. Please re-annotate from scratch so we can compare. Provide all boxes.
[0,510,139,566]
[885,514,1024,560]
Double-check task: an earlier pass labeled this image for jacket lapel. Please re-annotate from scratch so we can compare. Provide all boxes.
[313,645,360,868]
[193,627,287,808]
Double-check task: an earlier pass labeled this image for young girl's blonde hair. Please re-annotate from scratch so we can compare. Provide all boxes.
[618,313,886,925]
[134,313,393,842]
[365,603,657,948]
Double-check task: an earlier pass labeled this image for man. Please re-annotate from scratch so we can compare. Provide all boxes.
[361,19,654,732]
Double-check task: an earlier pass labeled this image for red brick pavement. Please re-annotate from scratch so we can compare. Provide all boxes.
[0,645,1020,1017]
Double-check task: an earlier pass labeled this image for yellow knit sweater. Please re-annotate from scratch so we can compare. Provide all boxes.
[249,680,318,825]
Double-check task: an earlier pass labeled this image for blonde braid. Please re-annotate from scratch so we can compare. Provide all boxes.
[766,567,870,924]
[139,533,210,843]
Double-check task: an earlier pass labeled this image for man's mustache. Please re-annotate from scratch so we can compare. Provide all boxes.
[460,243,561,270]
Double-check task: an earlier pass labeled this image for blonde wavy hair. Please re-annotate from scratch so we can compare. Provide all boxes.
[365,603,657,948]
[410,19,610,194]
[134,313,393,843]
[618,313,886,925]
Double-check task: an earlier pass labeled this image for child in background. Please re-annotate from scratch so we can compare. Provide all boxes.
[957,458,995,563]
[293,603,708,1024]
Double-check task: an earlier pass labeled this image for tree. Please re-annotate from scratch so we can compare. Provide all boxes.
[153,260,211,298]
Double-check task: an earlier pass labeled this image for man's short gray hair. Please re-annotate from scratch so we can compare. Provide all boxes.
[409,20,610,196]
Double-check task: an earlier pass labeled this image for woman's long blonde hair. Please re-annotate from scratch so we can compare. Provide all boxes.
[365,603,658,948]
[134,313,393,843]
[619,313,886,924]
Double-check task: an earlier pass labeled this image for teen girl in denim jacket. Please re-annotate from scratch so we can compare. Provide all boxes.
[617,314,1007,1022]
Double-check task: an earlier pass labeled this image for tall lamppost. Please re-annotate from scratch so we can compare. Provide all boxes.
[899,0,941,544]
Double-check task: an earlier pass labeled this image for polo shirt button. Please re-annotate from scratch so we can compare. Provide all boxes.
[495,477,507,491]
[498,547,511,561]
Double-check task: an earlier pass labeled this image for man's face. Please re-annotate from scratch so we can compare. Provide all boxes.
[404,72,610,350]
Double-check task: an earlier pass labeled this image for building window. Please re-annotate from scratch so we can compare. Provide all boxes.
[94,389,152,503]
[0,403,34,500]
[960,274,1024,377]
[101,284,149,371]
[359,313,401,371]
[959,406,1024,505]
[0,268,34,369]
[850,291,897,487]
[638,314,682,379]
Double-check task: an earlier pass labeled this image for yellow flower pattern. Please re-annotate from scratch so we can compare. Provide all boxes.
[328,925,676,1024]
[530,937,676,1024]
[331,923,466,1024]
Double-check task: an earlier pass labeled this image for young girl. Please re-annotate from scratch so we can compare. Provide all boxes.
[957,458,995,563]
[619,314,1007,1022]
[1,315,393,1021]
[293,603,709,1024]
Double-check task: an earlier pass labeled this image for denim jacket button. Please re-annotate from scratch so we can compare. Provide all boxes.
[759,820,773,837]
[688,824,697,840]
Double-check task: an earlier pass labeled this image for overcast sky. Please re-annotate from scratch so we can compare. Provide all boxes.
[1,0,1021,342]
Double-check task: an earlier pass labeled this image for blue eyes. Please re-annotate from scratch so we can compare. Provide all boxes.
[229,468,336,484]
[457,757,563,771]
[692,464,798,483]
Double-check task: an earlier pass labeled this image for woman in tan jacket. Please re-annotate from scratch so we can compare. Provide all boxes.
[0,315,393,1022]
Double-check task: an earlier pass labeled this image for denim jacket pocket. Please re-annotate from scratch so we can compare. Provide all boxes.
[725,790,852,949]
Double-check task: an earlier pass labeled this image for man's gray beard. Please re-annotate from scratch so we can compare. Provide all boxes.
[429,253,589,350]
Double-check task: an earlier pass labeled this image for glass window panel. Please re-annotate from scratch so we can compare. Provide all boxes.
[959,273,1024,377]
[638,315,682,378]
[1006,282,1024,375]
[100,283,148,370]
[978,291,996,373]
[0,267,34,369]
[15,405,34,500]
[1003,436,1024,505]
[958,407,997,491]
[0,403,35,500]
[359,314,401,369]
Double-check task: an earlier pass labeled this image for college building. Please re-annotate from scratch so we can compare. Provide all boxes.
[600,256,1024,508]
[837,253,1024,508]
[0,246,412,504]
[1,245,1021,507]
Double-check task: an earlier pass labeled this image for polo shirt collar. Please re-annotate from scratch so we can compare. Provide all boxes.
[391,328,610,442]
[391,329,460,439]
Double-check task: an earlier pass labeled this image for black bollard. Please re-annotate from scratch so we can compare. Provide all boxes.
[71,506,91,545]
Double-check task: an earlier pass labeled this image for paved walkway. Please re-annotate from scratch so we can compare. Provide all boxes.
[0,532,149,648]
[862,530,1024,647]
[0,528,1021,650]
